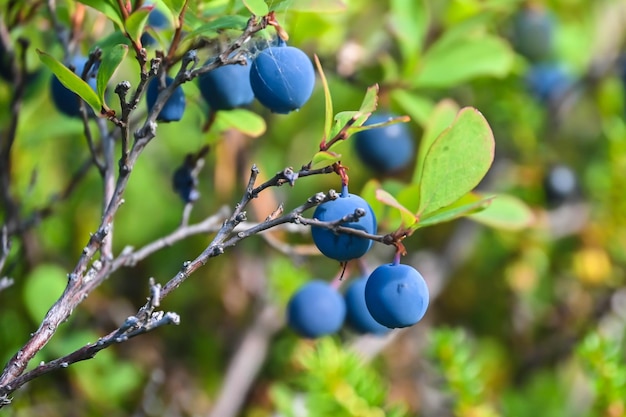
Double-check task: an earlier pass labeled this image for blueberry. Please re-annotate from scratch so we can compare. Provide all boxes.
[287,280,346,338]
[50,56,98,118]
[344,276,391,335]
[172,165,199,203]
[141,8,170,48]
[543,164,578,207]
[512,6,555,63]
[364,263,429,329]
[147,7,169,29]
[353,113,415,173]
[198,57,255,111]
[249,45,315,114]
[525,63,572,103]
[311,187,377,262]
[146,75,186,122]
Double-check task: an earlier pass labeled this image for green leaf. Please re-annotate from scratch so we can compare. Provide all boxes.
[376,189,418,228]
[327,111,357,142]
[417,192,492,228]
[186,15,249,38]
[357,84,379,115]
[243,0,268,16]
[162,0,185,16]
[311,151,341,169]
[77,0,124,29]
[417,107,494,216]
[326,85,379,146]
[390,0,428,74]
[23,264,67,322]
[96,44,128,105]
[469,194,534,230]
[215,108,267,137]
[413,99,460,184]
[314,55,333,143]
[38,50,103,114]
[413,34,514,88]
[390,89,434,127]
[125,5,153,44]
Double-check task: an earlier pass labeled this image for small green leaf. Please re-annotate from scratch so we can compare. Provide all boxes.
[327,111,357,142]
[376,189,418,228]
[125,6,153,44]
[413,99,460,184]
[469,194,534,230]
[417,107,494,215]
[162,0,185,16]
[23,264,67,322]
[326,85,380,146]
[38,50,103,114]
[417,192,492,228]
[311,151,341,169]
[243,0,268,16]
[215,109,267,137]
[413,34,514,88]
[348,114,410,136]
[96,44,128,104]
[186,15,249,38]
[357,84,379,115]
[77,0,124,29]
[390,89,434,127]
[314,55,333,143]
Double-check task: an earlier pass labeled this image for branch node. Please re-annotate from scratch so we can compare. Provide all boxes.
[309,192,327,204]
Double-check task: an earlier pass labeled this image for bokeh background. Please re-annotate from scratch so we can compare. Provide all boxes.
[1,0,626,416]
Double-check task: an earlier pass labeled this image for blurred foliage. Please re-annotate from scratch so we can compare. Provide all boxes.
[1,0,626,416]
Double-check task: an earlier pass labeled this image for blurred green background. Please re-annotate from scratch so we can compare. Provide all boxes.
[1,0,626,416]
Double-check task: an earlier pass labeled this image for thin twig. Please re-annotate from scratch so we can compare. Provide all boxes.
[207,304,283,417]
[113,206,230,269]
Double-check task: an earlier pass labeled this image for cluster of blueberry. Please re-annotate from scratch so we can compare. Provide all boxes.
[287,185,429,339]
[145,40,315,121]
[49,9,316,121]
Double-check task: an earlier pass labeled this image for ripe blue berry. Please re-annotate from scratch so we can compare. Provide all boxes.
[512,6,555,63]
[364,263,429,329]
[344,276,390,335]
[146,75,186,122]
[353,113,415,173]
[50,56,98,118]
[525,63,572,103]
[287,280,346,338]
[172,165,199,203]
[198,58,255,111]
[249,45,315,114]
[311,187,377,262]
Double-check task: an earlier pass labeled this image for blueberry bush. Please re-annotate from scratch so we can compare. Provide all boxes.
[1,0,625,416]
